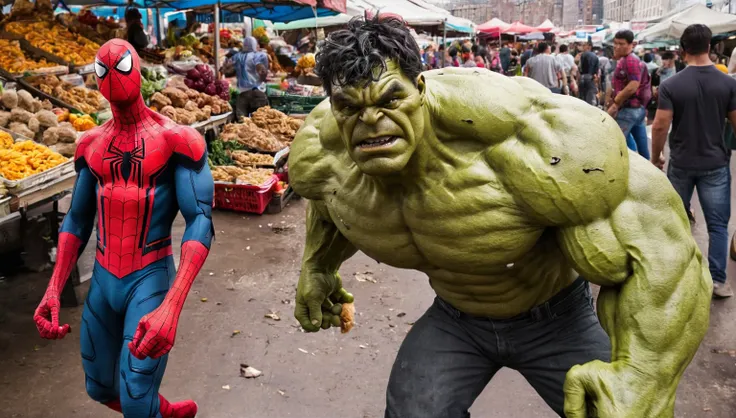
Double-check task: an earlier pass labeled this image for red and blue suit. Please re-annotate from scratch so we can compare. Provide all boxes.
[34,39,213,418]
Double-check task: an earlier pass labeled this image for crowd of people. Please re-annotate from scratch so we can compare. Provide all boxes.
[419,25,736,299]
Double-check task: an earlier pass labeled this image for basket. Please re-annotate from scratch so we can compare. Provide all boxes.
[214,175,277,214]
[266,88,324,115]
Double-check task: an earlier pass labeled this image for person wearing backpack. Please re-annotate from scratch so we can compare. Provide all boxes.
[609,30,651,158]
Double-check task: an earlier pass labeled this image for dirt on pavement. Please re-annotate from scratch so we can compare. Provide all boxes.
[0,195,735,418]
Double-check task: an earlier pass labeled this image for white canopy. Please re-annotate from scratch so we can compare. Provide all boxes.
[638,4,736,41]
[270,0,474,33]
[404,0,475,32]
[536,19,554,30]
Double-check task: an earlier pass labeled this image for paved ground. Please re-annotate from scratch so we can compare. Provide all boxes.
[1,157,736,418]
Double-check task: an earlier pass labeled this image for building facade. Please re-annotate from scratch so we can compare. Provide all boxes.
[517,0,563,26]
[444,1,517,24]
[561,0,601,28]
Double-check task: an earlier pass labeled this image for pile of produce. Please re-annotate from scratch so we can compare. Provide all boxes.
[141,67,168,102]
[150,83,231,125]
[209,27,242,49]
[184,64,230,101]
[211,165,274,186]
[220,118,285,153]
[0,134,68,181]
[164,33,214,64]
[231,150,274,167]
[6,0,53,21]
[293,54,316,77]
[0,40,58,74]
[0,89,79,157]
[5,22,99,66]
[251,107,303,143]
[60,10,122,43]
[25,74,106,115]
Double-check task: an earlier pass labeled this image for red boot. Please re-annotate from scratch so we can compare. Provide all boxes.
[159,394,198,418]
[104,400,122,412]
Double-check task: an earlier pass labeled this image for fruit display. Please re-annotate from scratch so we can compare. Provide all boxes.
[251,106,303,143]
[220,118,286,153]
[230,150,274,167]
[5,22,100,66]
[164,33,214,64]
[141,66,168,102]
[0,40,58,74]
[211,165,274,186]
[7,0,53,21]
[184,64,230,102]
[208,27,242,49]
[24,74,106,115]
[68,114,96,131]
[0,138,67,181]
[0,132,13,149]
[293,53,316,77]
[58,10,122,43]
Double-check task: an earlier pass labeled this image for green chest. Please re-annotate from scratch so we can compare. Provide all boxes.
[323,164,545,274]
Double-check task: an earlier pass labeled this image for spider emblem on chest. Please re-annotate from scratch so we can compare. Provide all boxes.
[104,140,145,187]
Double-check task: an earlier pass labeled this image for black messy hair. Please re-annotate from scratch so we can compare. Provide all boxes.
[315,16,422,96]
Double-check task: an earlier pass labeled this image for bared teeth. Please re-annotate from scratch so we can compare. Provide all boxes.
[359,136,396,148]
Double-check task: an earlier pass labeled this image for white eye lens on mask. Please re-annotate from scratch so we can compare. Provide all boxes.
[95,61,108,78]
[116,53,132,73]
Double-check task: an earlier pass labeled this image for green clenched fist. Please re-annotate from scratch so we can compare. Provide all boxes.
[295,271,354,332]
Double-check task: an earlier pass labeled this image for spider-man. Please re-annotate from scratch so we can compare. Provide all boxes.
[33,39,213,417]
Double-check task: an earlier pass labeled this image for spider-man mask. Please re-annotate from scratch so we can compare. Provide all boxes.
[95,39,141,104]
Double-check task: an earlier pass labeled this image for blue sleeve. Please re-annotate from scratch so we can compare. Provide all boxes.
[60,163,97,251]
[255,52,269,68]
[175,153,215,249]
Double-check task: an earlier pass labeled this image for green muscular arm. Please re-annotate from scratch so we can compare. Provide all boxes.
[468,76,710,416]
[294,200,357,332]
[559,159,711,418]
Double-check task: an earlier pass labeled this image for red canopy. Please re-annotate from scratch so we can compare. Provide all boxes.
[318,0,347,13]
[477,17,510,35]
[503,21,537,35]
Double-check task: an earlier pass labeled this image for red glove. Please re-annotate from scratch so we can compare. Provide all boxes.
[128,304,179,360]
[128,241,208,359]
[34,232,80,340]
[34,288,71,339]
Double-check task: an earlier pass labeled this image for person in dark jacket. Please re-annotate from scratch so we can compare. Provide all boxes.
[125,8,149,52]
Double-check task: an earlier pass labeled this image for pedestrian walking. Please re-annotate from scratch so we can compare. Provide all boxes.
[651,24,736,298]
[609,30,651,159]
[524,42,566,93]
[578,40,599,105]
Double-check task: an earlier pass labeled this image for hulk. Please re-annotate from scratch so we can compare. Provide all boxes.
[288,17,711,418]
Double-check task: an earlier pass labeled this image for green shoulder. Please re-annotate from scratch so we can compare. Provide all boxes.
[488,78,630,226]
[421,68,629,225]
[421,68,545,144]
[288,98,342,200]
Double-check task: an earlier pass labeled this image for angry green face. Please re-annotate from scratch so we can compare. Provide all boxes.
[330,60,425,176]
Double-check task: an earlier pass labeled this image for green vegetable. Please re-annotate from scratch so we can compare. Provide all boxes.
[209,139,234,166]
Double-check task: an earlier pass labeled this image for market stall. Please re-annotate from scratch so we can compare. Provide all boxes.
[209,106,302,215]
[637,4,736,42]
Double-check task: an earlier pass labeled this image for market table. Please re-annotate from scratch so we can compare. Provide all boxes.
[191,111,233,132]
[5,172,82,307]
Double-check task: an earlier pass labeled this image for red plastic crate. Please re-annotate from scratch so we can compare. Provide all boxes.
[214,175,277,214]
